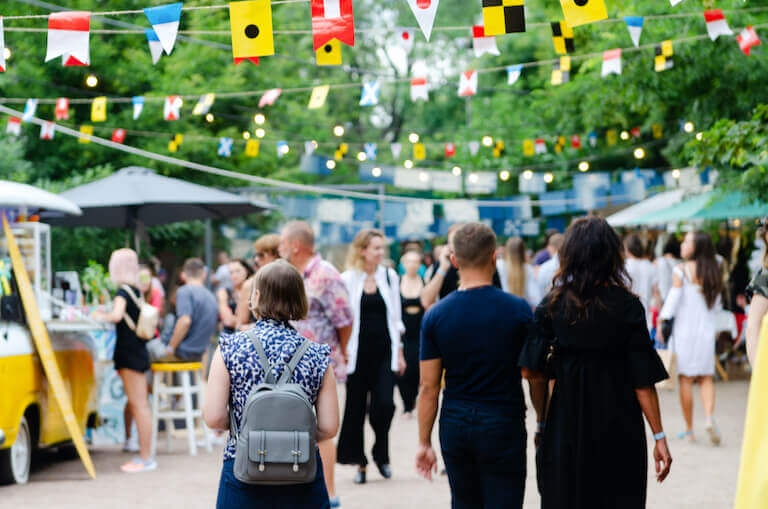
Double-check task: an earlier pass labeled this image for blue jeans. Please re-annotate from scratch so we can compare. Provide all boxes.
[216,451,330,509]
[439,400,527,509]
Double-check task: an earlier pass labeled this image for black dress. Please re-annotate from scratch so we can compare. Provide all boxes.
[114,286,150,373]
[222,288,238,335]
[397,293,423,413]
[519,286,668,509]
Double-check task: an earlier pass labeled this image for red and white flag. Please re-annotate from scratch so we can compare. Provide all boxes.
[311,0,355,50]
[6,117,20,136]
[630,127,641,138]
[458,70,478,97]
[737,26,761,56]
[406,0,439,42]
[398,28,415,54]
[571,135,581,149]
[445,142,456,157]
[534,138,546,154]
[0,17,6,72]
[111,128,126,143]
[472,26,500,57]
[259,88,282,108]
[55,98,69,120]
[704,9,732,41]
[164,95,182,121]
[411,77,429,102]
[45,11,90,65]
[601,48,621,77]
[40,121,55,140]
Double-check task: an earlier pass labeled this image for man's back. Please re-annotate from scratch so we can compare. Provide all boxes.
[176,284,219,359]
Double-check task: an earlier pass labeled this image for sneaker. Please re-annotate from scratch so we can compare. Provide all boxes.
[121,457,158,473]
[329,496,341,508]
[123,436,139,453]
[705,422,722,446]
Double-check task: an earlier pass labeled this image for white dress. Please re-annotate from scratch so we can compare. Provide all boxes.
[660,266,719,376]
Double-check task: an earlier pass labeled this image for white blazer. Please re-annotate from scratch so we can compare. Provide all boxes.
[341,265,405,375]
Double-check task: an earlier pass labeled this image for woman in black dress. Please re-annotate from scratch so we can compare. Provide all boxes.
[519,217,672,509]
[397,250,425,416]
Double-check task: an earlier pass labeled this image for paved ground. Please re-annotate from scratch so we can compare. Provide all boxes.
[2,380,749,508]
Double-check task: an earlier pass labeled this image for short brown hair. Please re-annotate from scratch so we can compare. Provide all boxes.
[182,258,206,279]
[253,234,281,258]
[450,223,497,269]
[250,260,308,321]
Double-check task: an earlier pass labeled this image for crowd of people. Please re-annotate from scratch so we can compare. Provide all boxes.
[94,212,768,508]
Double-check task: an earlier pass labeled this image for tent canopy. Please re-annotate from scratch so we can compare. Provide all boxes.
[0,180,82,216]
[631,191,767,226]
[606,190,685,227]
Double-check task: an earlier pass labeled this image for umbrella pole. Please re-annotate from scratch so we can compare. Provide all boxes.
[205,219,213,288]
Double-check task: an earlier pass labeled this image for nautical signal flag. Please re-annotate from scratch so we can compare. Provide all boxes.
[551,21,574,54]
[193,93,215,115]
[391,142,402,159]
[78,125,93,144]
[359,81,380,106]
[40,122,55,141]
[738,26,761,56]
[246,139,260,157]
[218,137,234,157]
[145,29,163,65]
[588,131,597,147]
[523,139,534,156]
[624,16,643,47]
[534,138,546,154]
[22,99,37,122]
[652,123,663,139]
[398,28,415,54]
[111,128,126,143]
[472,25,500,57]
[551,56,570,85]
[571,135,581,149]
[493,140,505,158]
[144,3,182,56]
[335,142,349,160]
[364,142,378,161]
[308,85,330,109]
[6,117,20,136]
[311,0,355,50]
[55,98,69,120]
[560,0,606,28]
[654,40,673,72]
[276,141,289,158]
[259,88,281,107]
[316,39,342,65]
[411,77,429,101]
[458,70,478,97]
[164,95,183,121]
[601,49,621,77]
[507,64,522,85]
[468,141,480,156]
[132,96,145,120]
[413,143,426,160]
[0,17,6,72]
[168,139,179,152]
[230,0,274,65]
[445,142,456,157]
[406,0,439,42]
[630,127,640,138]
[482,0,525,35]
[91,97,107,122]
[45,11,90,65]
[704,9,733,41]
[606,129,617,146]
[174,134,184,146]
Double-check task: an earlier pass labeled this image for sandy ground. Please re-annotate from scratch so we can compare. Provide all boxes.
[2,380,748,508]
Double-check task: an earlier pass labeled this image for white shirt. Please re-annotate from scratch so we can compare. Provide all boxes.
[341,266,405,375]
[656,256,678,302]
[626,258,658,326]
[213,263,232,291]
[537,254,560,300]
[496,259,542,307]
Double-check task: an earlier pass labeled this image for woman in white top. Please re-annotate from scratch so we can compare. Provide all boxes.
[337,229,406,484]
[659,231,723,445]
[624,234,658,329]
[656,235,681,302]
[497,237,541,307]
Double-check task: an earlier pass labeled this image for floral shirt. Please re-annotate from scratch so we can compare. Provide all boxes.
[219,319,331,460]
[292,255,354,381]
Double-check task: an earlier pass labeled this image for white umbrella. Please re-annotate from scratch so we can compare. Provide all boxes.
[0,180,82,216]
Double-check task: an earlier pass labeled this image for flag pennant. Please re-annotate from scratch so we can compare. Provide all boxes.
[0,17,6,72]
[411,77,429,102]
[22,99,37,122]
[571,135,581,149]
[168,139,179,152]
[624,16,643,47]
[193,93,215,115]
[482,0,525,36]
[259,88,281,107]
[218,137,234,157]
[468,141,480,156]
[631,127,641,138]
[493,140,505,158]
[164,95,183,121]
[6,117,21,136]
[472,25,500,57]
[308,85,330,109]
[588,131,598,147]
[145,29,164,64]
[335,142,349,160]
[305,141,315,155]
[406,0,439,42]
[78,125,93,144]
[132,96,145,120]
[91,96,107,122]
[601,48,622,77]
[551,21,574,54]
[654,40,673,72]
[174,134,184,146]
[652,123,663,139]
[670,0,684,5]
[144,3,182,55]
[391,142,402,159]
[40,122,55,141]
[413,143,426,160]
[311,0,355,50]
[458,70,478,97]
[62,53,89,67]
[738,26,761,56]
[359,81,380,106]
[534,138,546,154]
[560,0,607,27]
[45,11,90,64]
[276,141,289,158]
[398,28,415,54]
[445,142,456,158]
[316,38,342,65]
[55,98,69,120]
[111,128,126,143]
[522,139,534,156]
[364,142,378,160]
[606,129,618,146]
[230,0,274,65]
[246,139,260,157]
[551,56,570,85]
[704,9,733,41]
[507,64,522,85]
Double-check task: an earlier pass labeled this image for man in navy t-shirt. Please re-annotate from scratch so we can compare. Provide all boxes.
[415,223,537,509]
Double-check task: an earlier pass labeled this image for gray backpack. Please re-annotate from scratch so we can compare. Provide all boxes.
[230,330,318,485]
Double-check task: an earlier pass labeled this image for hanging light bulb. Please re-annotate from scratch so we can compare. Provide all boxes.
[408,132,420,143]
[85,75,98,87]
[499,170,511,181]
[326,160,337,170]
[578,161,589,172]
[683,121,695,133]
[482,136,494,147]
[451,166,462,176]
[522,170,534,180]
[357,152,367,161]
[243,131,251,140]
[255,128,266,138]
[419,171,429,182]
[372,167,382,177]
[254,113,266,125]
[469,174,479,184]
[333,125,345,137]
[672,168,681,179]
[696,132,703,141]
[404,159,414,169]
[543,172,554,184]
[633,147,646,159]
[205,113,214,123]
[620,130,630,141]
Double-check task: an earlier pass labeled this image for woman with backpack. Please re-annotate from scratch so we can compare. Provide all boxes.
[203,260,339,508]
[95,248,156,473]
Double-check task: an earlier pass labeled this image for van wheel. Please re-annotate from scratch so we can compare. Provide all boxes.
[0,416,32,485]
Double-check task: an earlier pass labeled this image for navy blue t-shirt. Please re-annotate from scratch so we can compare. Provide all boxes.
[420,285,533,412]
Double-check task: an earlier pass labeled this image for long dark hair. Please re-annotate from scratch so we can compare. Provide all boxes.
[547,217,631,320]
[688,232,722,309]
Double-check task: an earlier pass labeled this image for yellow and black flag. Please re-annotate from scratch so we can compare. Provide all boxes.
[654,40,673,72]
[551,56,571,85]
[316,38,342,66]
[482,0,525,35]
[560,0,607,28]
[551,21,575,54]
[230,0,274,65]
[493,140,505,158]
[335,142,349,161]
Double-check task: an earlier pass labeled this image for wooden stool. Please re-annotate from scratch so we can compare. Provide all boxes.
[150,362,212,457]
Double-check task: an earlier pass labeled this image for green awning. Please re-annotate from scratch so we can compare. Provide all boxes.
[634,191,767,225]
[635,192,714,225]
[691,192,767,220]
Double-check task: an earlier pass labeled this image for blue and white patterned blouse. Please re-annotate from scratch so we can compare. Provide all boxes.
[219,318,331,460]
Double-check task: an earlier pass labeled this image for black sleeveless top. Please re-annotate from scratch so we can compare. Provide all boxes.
[401,294,424,344]
[357,289,391,367]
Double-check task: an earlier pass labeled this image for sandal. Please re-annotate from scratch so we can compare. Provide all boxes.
[705,423,721,446]
[121,456,158,473]
[677,430,695,442]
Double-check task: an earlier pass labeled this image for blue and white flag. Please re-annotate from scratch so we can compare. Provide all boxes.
[624,16,643,47]
[276,141,289,158]
[507,64,522,85]
[588,131,598,147]
[132,96,145,120]
[145,28,163,64]
[22,99,37,122]
[364,142,377,161]
[144,3,182,55]
[359,81,380,106]
[218,137,233,157]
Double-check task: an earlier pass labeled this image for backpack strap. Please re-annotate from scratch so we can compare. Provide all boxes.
[120,285,141,332]
[276,340,312,385]
[246,327,276,384]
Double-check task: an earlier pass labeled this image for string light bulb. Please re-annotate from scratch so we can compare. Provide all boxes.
[543,172,554,184]
[633,147,646,159]
[578,161,589,172]
[205,113,214,123]
[451,166,462,176]
[620,130,630,141]
[279,144,290,155]
[499,170,511,181]
[326,160,336,170]
[408,132,420,143]
[255,128,266,138]
[482,136,494,147]
[357,152,367,161]
[333,125,345,137]
[372,167,382,177]
[683,121,695,133]
[419,171,429,182]
[242,131,251,140]
[404,159,414,169]
[696,132,703,141]
[3,48,11,60]
[254,113,266,125]
[85,75,98,87]
[672,168,681,179]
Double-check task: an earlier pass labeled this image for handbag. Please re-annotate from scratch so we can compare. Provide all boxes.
[655,348,677,391]
[120,285,160,341]
[661,318,675,343]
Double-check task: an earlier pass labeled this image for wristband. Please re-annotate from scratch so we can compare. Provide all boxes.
[653,431,666,441]
[537,422,545,433]
[436,267,447,278]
